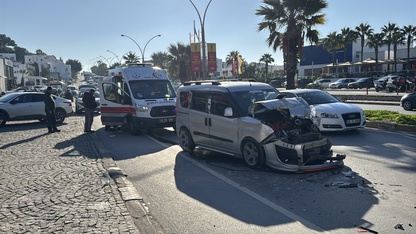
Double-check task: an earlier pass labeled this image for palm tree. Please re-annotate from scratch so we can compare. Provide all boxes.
[355,23,373,62]
[256,0,327,89]
[366,32,385,72]
[167,42,190,83]
[381,22,399,71]
[122,51,140,64]
[391,31,405,72]
[150,51,170,69]
[259,53,274,82]
[401,25,416,70]
[320,31,340,74]
[339,27,358,62]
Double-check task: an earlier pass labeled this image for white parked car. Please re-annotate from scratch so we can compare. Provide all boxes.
[0,92,73,126]
[280,89,366,131]
[328,78,357,89]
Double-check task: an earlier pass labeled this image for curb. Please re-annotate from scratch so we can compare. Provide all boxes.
[366,121,416,132]
[89,133,165,234]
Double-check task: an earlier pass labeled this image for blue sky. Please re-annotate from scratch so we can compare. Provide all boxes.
[2,0,415,71]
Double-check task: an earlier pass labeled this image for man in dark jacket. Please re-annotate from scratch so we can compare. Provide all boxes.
[82,89,97,132]
[44,86,61,133]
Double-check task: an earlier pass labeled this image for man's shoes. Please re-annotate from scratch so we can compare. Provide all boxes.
[48,131,54,133]
[84,129,95,132]
[54,129,61,132]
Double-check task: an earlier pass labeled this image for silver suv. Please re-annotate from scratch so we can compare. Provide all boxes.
[176,80,345,172]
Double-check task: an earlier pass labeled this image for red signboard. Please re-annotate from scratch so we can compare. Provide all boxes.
[190,43,201,72]
[207,43,217,72]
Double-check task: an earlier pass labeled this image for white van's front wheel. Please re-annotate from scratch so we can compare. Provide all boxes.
[128,119,140,136]
[179,128,195,152]
[242,139,266,169]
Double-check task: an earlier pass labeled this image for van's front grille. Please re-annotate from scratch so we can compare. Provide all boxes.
[150,106,176,117]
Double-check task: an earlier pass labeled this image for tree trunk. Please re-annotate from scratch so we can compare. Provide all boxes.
[286,52,297,90]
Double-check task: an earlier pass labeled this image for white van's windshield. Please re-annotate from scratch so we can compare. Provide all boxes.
[129,80,176,99]
[230,88,279,115]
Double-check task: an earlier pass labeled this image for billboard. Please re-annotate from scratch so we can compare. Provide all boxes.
[190,43,201,72]
[207,43,217,73]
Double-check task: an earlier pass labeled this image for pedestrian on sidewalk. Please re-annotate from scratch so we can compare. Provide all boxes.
[44,86,61,133]
[64,89,73,102]
[82,88,97,132]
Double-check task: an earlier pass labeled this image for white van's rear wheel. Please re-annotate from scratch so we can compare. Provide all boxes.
[179,128,195,152]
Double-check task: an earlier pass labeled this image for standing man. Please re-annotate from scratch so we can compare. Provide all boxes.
[82,89,97,132]
[44,86,61,133]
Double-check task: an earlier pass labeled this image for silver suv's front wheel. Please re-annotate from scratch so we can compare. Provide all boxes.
[242,139,265,169]
[179,128,195,152]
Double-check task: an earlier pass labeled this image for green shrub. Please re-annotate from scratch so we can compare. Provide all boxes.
[364,110,416,125]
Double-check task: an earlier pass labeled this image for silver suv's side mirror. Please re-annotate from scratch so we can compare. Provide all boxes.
[224,107,233,117]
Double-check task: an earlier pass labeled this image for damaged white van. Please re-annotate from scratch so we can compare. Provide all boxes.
[99,64,177,135]
[176,80,345,172]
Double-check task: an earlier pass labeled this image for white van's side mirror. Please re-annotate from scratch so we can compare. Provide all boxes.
[224,107,233,117]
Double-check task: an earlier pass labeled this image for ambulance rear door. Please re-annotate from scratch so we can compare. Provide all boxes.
[99,81,135,127]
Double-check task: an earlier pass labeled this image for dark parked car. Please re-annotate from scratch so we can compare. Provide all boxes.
[347,77,376,89]
[296,78,313,88]
[400,92,416,111]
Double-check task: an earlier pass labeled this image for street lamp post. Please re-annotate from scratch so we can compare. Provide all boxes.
[121,34,161,63]
[107,49,121,64]
[189,0,213,79]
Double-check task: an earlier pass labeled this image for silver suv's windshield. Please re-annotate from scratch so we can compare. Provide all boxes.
[0,93,22,103]
[129,80,176,99]
[230,88,279,114]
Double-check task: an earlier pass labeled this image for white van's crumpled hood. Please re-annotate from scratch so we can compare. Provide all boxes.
[248,97,311,119]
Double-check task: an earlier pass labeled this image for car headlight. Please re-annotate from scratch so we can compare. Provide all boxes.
[136,104,149,112]
[320,113,339,118]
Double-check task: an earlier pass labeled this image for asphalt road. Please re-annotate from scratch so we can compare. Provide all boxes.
[92,115,416,234]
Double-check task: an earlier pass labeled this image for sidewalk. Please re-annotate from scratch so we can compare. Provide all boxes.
[0,116,140,233]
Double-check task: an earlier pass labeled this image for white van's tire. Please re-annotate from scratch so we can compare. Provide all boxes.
[242,139,266,169]
[178,128,195,152]
[128,119,140,136]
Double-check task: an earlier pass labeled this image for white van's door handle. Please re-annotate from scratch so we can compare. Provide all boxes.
[101,103,108,106]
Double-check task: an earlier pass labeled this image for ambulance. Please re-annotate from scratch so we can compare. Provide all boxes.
[98,63,177,135]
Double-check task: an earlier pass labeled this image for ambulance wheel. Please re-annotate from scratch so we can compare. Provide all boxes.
[128,120,140,136]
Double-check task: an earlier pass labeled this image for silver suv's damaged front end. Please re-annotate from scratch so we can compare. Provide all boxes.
[249,97,345,172]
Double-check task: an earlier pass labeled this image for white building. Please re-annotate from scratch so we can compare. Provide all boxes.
[25,54,72,83]
[0,56,14,92]
[298,39,414,77]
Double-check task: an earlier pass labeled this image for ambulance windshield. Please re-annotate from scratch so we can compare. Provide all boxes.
[129,80,177,99]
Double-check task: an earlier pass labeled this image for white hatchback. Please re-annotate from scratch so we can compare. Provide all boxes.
[0,92,73,126]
